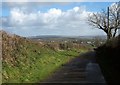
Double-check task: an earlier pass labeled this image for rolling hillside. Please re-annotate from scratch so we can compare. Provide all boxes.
[1,30,90,83]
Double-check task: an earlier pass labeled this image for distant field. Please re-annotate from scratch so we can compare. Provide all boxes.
[2,31,93,83]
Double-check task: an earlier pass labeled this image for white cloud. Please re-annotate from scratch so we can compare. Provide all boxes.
[2,6,106,37]
[6,6,88,27]
[48,8,62,15]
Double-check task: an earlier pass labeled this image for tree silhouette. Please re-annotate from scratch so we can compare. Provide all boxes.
[88,2,120,40]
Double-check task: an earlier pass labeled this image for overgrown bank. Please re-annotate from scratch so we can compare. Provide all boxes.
[95,35,120,85]
[2,31,91,83]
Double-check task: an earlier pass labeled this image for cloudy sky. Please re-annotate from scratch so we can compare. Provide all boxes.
[1,2,114,37]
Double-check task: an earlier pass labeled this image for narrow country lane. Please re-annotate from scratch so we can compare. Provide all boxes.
[39,51,106,85]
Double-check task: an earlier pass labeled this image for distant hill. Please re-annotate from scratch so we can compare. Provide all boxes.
[28,35,106,41]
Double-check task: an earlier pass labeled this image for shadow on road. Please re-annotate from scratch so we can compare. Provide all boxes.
[39,51,107,84]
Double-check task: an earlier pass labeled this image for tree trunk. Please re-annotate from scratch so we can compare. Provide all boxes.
[107,32,112,41]
[107,34,110,40]
[113,28,118,38]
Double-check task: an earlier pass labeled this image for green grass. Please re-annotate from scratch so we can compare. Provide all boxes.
[2,31,91,83]
[2,40,89,83]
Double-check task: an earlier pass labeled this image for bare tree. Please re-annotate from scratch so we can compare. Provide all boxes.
[88,2,120,40]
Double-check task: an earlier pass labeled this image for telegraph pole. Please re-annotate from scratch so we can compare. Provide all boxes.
[107,7,110,40]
